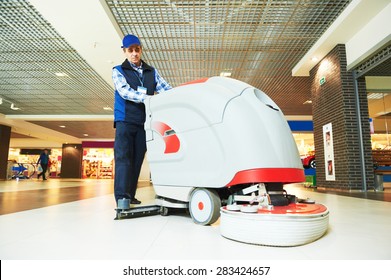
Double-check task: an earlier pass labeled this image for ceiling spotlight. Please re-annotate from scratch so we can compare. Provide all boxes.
[10,103,20,110]
[0,98,2,105]
[103,106,113,111]
[83,134,89,137]
[59,125,66,128]
[303,100,312,104]
[311,57,318,62]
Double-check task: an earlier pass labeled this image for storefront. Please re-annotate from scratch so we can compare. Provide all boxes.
[7,148,62,179]
[82,148,114,179]
[81,141,114,179]
[7,141,151,180]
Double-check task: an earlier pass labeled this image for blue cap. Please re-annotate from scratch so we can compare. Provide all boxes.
[121,34,141,48]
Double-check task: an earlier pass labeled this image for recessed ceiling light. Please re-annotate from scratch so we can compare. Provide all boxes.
[303,100,312,104]
[59,125,66,128]
[103,106,113,111]
[83,134,89,137]
[55,72,68,77]
[368,93,387,99]
[220,71,232,77]
[311,57,318,62]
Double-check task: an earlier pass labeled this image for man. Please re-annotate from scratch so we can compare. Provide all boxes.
[112,34,172,205]
[37,149,49,180]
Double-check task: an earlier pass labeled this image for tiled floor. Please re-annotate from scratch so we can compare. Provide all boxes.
[0,178,390,260]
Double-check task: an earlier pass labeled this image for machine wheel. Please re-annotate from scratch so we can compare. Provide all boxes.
[309,159,316,169]
[160,206,169,216]
[189,188,221,225]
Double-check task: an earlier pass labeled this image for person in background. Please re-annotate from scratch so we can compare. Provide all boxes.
[112,34,172,205]
[37,149,49,181]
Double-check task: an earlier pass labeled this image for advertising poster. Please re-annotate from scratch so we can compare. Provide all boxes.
[323,123,335,181]
[369,118,374,134]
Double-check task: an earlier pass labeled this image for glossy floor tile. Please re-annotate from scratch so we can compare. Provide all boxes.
[0,179,390,260]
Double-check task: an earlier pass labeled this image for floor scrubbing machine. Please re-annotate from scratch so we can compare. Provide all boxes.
[116,76,329,246]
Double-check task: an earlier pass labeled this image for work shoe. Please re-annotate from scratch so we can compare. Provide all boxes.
[130,198,141,204]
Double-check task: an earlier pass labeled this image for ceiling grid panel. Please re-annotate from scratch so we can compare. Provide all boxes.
[104,0,352,107]
[0,0,114,115]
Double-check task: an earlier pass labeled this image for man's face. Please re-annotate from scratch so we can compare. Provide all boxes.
[124,44,142,66]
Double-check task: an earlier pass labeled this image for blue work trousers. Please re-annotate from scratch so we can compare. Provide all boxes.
[114,121,146,203]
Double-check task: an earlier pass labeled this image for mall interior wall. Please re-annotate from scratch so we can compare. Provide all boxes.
[0,124,11,180]
[310,44,374,190]
[61,144,83,178]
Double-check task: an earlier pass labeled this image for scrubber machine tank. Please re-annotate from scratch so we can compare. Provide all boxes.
[144,76,329,246]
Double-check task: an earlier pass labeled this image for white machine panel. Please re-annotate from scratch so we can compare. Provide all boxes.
[145,77,304,190]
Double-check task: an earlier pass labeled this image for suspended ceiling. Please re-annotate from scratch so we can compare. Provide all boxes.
[0,0,389,144]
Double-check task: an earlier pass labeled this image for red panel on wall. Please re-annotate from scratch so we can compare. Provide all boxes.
[82,141,114,148]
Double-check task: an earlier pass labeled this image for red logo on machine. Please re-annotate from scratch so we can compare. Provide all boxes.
[151,121,180,154]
